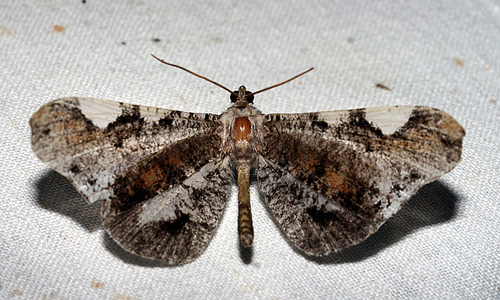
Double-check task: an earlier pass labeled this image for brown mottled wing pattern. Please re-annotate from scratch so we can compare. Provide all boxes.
[30,97,231,264]
[257,106,464,256]
[102,157,232,264]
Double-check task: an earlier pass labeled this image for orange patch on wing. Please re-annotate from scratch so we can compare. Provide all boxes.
[167,155,183,168]
[140,165,161,188]
[300,157,318,172]
[436,115,465,140]
[399,129,441,152]
[323,167,353,195]
[40,118,103,144]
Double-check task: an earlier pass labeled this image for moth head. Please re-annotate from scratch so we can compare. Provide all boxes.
[230,86,254,105]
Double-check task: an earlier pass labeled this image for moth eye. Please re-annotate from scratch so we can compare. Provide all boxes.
[230,92,238,102]
[230,91,254,103]
[245,92,254,103]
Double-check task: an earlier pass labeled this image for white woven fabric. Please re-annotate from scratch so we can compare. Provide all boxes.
[1,0,498,298]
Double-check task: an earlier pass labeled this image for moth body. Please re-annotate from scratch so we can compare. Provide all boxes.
[224,86,264,248]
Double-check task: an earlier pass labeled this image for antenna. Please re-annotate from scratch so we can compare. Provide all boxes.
[151,54,236,96]
[249,67,314,96]
[151,54,313,97]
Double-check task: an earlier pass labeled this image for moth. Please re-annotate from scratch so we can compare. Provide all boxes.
[30,55,465,264]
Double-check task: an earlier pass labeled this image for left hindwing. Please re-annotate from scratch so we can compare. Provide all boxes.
[257,106,464,256]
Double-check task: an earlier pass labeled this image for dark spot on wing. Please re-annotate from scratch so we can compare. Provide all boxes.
[69,164,81,174]
[64,101,99,132]
[398,108,432,131]
[312,120,328,131]
[107,105,142,130]
[159,117,174,127]
[113,139,123,148]
[170,110,181,118]
[306,207,338,227]
[391,182,404,193]
[159,212,190,235]
[309,113,320,121]
[348,110,383,137]
[410,170,420,180]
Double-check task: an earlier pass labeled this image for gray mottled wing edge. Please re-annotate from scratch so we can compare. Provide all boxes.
[30,97,221,203]
[101,157,233,265]
[258,106,464,256]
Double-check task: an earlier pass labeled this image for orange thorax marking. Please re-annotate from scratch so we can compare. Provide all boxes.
[234,117,252,141]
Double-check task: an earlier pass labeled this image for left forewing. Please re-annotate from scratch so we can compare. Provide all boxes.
[258,106,464,255]
[30,97,221,203]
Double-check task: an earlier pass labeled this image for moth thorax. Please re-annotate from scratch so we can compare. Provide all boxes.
[234,117,251,142]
